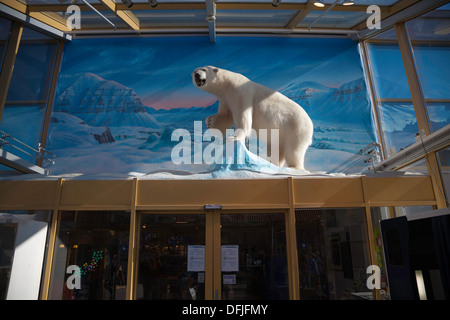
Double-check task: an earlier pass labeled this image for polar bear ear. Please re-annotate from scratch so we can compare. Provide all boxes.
[212,67,219,73]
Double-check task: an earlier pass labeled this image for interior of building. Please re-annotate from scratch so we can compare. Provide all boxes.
[0,0,449,301]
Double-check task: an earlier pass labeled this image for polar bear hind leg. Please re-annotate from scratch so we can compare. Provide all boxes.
[284,144,307,170]
[283,130,311,170]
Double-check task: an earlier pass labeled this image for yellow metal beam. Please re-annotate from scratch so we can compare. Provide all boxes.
[98,0,140,30]
[285,0,315,30]
[29,11,71,31]
[0,21,23,122]
[286,177,300,300]
[126,178,138,300]
[116,2,206,11]
[27,3,105,12]
[0,0,70,31]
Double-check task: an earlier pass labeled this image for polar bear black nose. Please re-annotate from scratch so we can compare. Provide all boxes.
[195,72,201,80]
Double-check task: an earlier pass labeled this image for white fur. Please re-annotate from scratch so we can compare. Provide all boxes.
[192,66,313,170]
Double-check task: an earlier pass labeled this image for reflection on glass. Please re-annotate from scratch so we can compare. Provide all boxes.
[370,207,391,299]
[220,213,288,300]
[366,34,419,158]
[0,210,51,300]
[0,17,12,70]
[389,205,434,218]
[411,46,450,101]
[49,211,130,300]
[426,102,450,133]
[437,147,450,205]
[377,102,418,154]
[367,43,411,99]
[136,214,205,300]
[401,158,428,175]
[405,4,450,133]
[405,3,450,42]
[0,27,58,163]
[295,208,371,300]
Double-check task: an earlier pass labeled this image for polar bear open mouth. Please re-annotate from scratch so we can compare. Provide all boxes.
[193,71,206,87]
[195,77,206,87]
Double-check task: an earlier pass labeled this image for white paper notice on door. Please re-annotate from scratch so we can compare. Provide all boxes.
[221,245,239,272]
[187,245,205,272]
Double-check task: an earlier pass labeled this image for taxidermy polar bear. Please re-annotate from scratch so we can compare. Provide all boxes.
[192,66,313,170]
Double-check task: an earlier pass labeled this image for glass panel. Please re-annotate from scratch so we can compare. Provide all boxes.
[296,11,368,29]
[401,157,428,174]
[65,10,129,30]
[377,102,417,155]
[406,4,450,133]
[136,214,206,300]
[410,46,450,101]
[391,205,434,218]
[0,27,58,163]
[49,211,130,300]
[220,213,288,300]
[295,208,371,300]
[436,147,450,205]
[0,17,12,71]
[136,10,207,28]
[365,28,420,158]
[0,210,51,300]
[427,102,450,132]
[405,3,450,42]
[217,10,297,28]
[370,207,391,299]
[366,43,411,99]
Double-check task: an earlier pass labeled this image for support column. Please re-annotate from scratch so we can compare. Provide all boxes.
[37,39,65,167]
[126,178,138,300]
[41,178,64,300]
[286,177,300,300]
[395,23,447,209]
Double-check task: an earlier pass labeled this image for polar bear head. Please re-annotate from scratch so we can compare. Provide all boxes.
[192,66,221,92]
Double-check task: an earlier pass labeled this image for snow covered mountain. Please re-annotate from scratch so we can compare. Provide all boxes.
[146,102,218,132]
[280,77,372,128]
[55,73,162,129]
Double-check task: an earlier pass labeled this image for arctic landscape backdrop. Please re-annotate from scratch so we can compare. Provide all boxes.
[42,37,389,176]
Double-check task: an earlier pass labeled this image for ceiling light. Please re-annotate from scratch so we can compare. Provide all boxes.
[121,0,133,8]
[343,0,355,5]
[272,0,281,7]
[149,0,158,7]
[314,0,325,8]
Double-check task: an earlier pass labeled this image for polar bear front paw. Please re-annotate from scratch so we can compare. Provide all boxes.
[206,115,214,129]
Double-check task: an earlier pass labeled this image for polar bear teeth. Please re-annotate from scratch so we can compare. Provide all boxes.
[196,79,206,87]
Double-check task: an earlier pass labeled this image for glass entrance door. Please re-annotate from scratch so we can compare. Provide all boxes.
[220,212,289,300]
[136,214,206,300]
[135,211,289,300]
